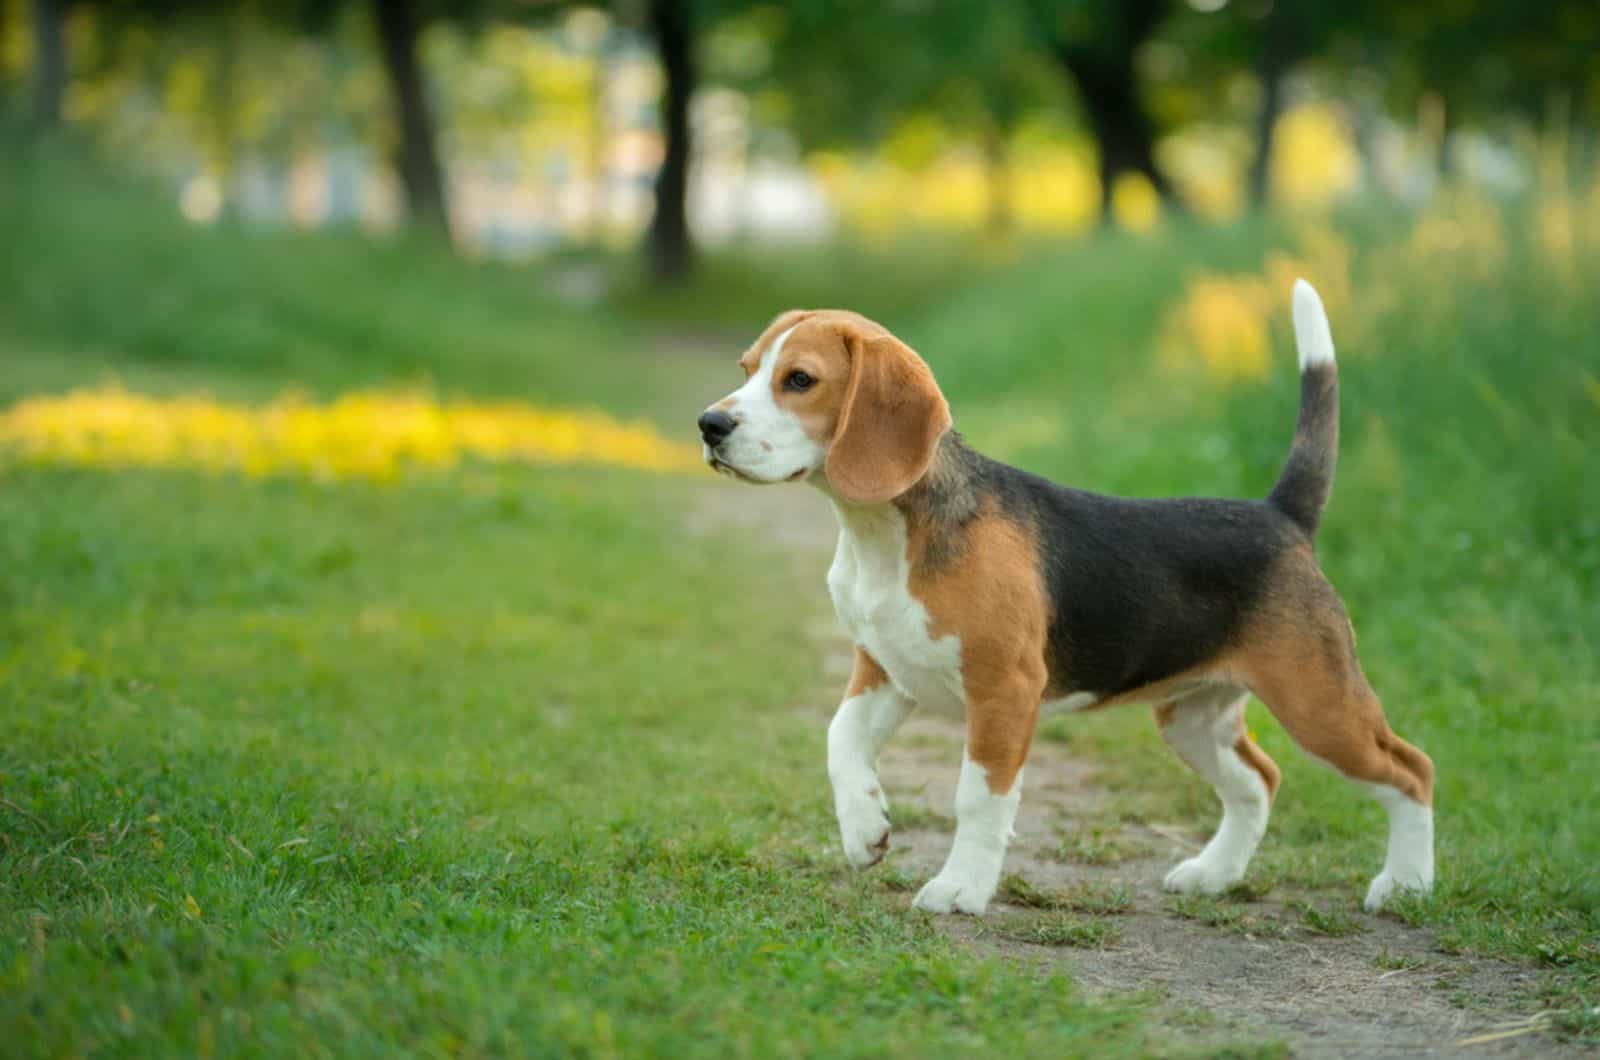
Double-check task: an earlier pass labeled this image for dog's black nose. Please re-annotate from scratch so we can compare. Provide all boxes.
[698,410,736,447]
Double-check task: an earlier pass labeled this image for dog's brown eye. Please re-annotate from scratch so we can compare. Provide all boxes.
[785,370,815,392]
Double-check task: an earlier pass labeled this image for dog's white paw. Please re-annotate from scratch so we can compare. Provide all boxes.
[836,788,891,870]
[1162,856,1244,897]
[912,869,996,915]
[1363,869,1431,912]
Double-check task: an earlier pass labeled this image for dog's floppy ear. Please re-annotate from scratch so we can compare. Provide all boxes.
[826,320,951,504]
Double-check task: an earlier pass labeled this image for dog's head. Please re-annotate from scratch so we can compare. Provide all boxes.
[698,310,951,504]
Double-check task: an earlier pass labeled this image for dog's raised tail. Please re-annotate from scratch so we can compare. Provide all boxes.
[1268,280,1339,537]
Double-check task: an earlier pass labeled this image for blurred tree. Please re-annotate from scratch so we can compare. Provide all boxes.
[373,0,450,235]
[646,0,692,281]
[1369,0,1600,182]
[756,0,1061,237]
[920,1,1061,236]
[32,0,67,127]
[52,0,451,233]
[1160,0,1343,210]
[1244,1,1293,208]
[1025,0,1184,222]
[490,0,701,278]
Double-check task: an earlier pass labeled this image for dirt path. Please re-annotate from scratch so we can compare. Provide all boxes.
[677,454,1576,1058]
[879,718,1566,1058]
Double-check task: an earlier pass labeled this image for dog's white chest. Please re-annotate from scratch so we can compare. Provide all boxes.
[826,505,965,714]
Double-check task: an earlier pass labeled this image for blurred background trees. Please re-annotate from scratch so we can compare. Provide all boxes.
[28,0,65,126]
[372,0,450,236]
[1028,0,1183,221]
[3,0,1596,282]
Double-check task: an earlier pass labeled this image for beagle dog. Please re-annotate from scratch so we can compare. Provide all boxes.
[698,281,1433,915]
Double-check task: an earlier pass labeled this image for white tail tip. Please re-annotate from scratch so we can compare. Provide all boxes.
[1292,279,1336,370]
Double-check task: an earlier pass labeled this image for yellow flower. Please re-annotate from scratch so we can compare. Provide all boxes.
[1160,272,1274,381]
[0,387,703,481]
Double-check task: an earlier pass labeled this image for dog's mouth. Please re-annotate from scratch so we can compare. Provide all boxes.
[713,457,761,486]
[708,454,809,485]
[707,454,764,484]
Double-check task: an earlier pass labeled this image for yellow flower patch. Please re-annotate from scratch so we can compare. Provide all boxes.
[1158,272,1276,382]
[0,387,703,481]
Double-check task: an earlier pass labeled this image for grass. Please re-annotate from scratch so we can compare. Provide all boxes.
[1374,950,1429,972]
[997,876,1133,916]
[0,124,685,419]
[991,914,1121,950]
[0,129,1172,1058]
[1292,901,1363,938]
[887,803,955,833]
[4,123,1599,1049]
[0,466,1157,1056]
[1166,897,1290,941]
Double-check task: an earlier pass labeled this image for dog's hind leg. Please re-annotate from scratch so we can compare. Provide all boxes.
[1156,686,1280,896]
[1252,667,1434,911]
[1236,577,1435,911]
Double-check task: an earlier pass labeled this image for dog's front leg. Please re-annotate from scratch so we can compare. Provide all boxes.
[913,687,1038,915]
[828,649,915,869]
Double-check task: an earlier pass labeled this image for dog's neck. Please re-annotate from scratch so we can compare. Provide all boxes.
[818,432,984,572]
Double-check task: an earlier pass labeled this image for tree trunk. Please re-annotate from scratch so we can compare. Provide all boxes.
[373,0,449,237]
[647,0,694,283]
[1248,6,1294,210]
[1248,72,1283,208]
[1065,50,1181,224]
[32,0,67,128]
[1040,0,1182,225]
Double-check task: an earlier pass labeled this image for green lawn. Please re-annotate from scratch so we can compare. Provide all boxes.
[3,131,1598,1053]
[0,466,1169,1056]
